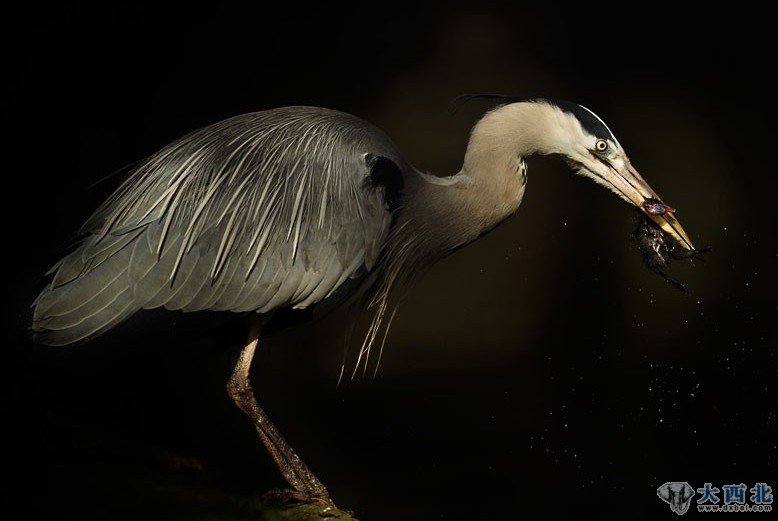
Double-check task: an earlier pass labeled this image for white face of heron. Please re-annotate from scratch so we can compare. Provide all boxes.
[570,134,636,203]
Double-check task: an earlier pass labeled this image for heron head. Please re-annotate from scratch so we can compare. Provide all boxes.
[543,100,694,250]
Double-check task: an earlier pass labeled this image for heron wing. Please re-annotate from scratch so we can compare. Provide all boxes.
[33,107,405,345]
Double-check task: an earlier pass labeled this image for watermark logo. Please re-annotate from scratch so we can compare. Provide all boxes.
[658,481,773,514]
[657,482,695,515]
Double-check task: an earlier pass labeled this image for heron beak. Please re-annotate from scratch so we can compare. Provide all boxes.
[602,161,695,250]
[646,209,695,251]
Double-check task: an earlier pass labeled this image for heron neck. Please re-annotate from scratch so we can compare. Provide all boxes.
[395,102,560,258]
[402,164,524,257]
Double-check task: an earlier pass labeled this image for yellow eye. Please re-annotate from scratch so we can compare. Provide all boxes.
[595,139,608,152]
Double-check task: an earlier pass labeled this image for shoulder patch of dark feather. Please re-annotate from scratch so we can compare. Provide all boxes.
[364,154,403,212]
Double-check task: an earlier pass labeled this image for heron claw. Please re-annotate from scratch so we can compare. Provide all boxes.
[261,488,352,518]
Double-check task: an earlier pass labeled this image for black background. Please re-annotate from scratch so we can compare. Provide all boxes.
[3,4,776,520]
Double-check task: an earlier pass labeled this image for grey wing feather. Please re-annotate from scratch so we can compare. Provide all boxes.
[33,107,405,345]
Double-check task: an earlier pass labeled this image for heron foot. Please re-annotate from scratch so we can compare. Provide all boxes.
[261,488,357,520]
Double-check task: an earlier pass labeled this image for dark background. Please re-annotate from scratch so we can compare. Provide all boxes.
[3,4,776,520]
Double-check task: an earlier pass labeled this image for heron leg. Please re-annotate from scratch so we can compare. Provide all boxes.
[227,326,331,502]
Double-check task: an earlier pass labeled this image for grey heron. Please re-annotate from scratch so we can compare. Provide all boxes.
[32,99,695,506]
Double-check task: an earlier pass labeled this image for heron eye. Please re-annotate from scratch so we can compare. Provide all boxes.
[595,139,608,152]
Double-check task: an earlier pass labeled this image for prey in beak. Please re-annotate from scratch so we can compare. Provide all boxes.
[632,213,709,293]
[640,197,695,252]
[642,198,675,216]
